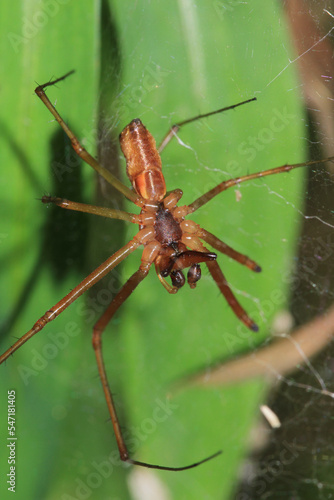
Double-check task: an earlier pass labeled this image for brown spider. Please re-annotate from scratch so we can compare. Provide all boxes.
[1,71,333,471]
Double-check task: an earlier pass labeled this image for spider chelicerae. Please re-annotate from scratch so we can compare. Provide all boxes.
[1,71,333,471]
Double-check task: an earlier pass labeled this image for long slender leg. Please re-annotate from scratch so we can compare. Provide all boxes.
[189,156,334,212]
[42,196,146,223]
[0,239,139,364]
[35,72,141,206]
[198,228,261,272]
[206,260,258,332]
[158,98,256,153]
[92,268,148,461]
[92,266,221,471]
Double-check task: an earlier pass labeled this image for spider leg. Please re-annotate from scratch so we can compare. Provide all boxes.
[198,228,261,272]
[35,73,141,206]
[42,196,147,224]
[157,98,256,153]
[92,267,149,462]
[189,156,334,212]
[206,260,258,332]
[0,239,139,364]
[93,257,221,471]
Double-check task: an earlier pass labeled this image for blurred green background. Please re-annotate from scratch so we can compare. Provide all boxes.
[0,1,309,499]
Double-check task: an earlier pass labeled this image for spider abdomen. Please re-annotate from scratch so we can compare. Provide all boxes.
[119,118,166,202]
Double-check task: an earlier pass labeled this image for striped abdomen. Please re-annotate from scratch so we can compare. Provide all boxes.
[119,119,166,202]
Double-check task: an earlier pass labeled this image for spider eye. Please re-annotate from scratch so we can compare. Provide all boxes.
[170,270,185,288]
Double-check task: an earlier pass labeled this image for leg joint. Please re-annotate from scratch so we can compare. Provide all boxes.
[92,329,102,350]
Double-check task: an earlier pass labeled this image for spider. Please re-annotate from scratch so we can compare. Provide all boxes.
[1,71,333,471]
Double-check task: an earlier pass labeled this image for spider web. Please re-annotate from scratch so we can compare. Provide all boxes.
[231,5,334,499]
